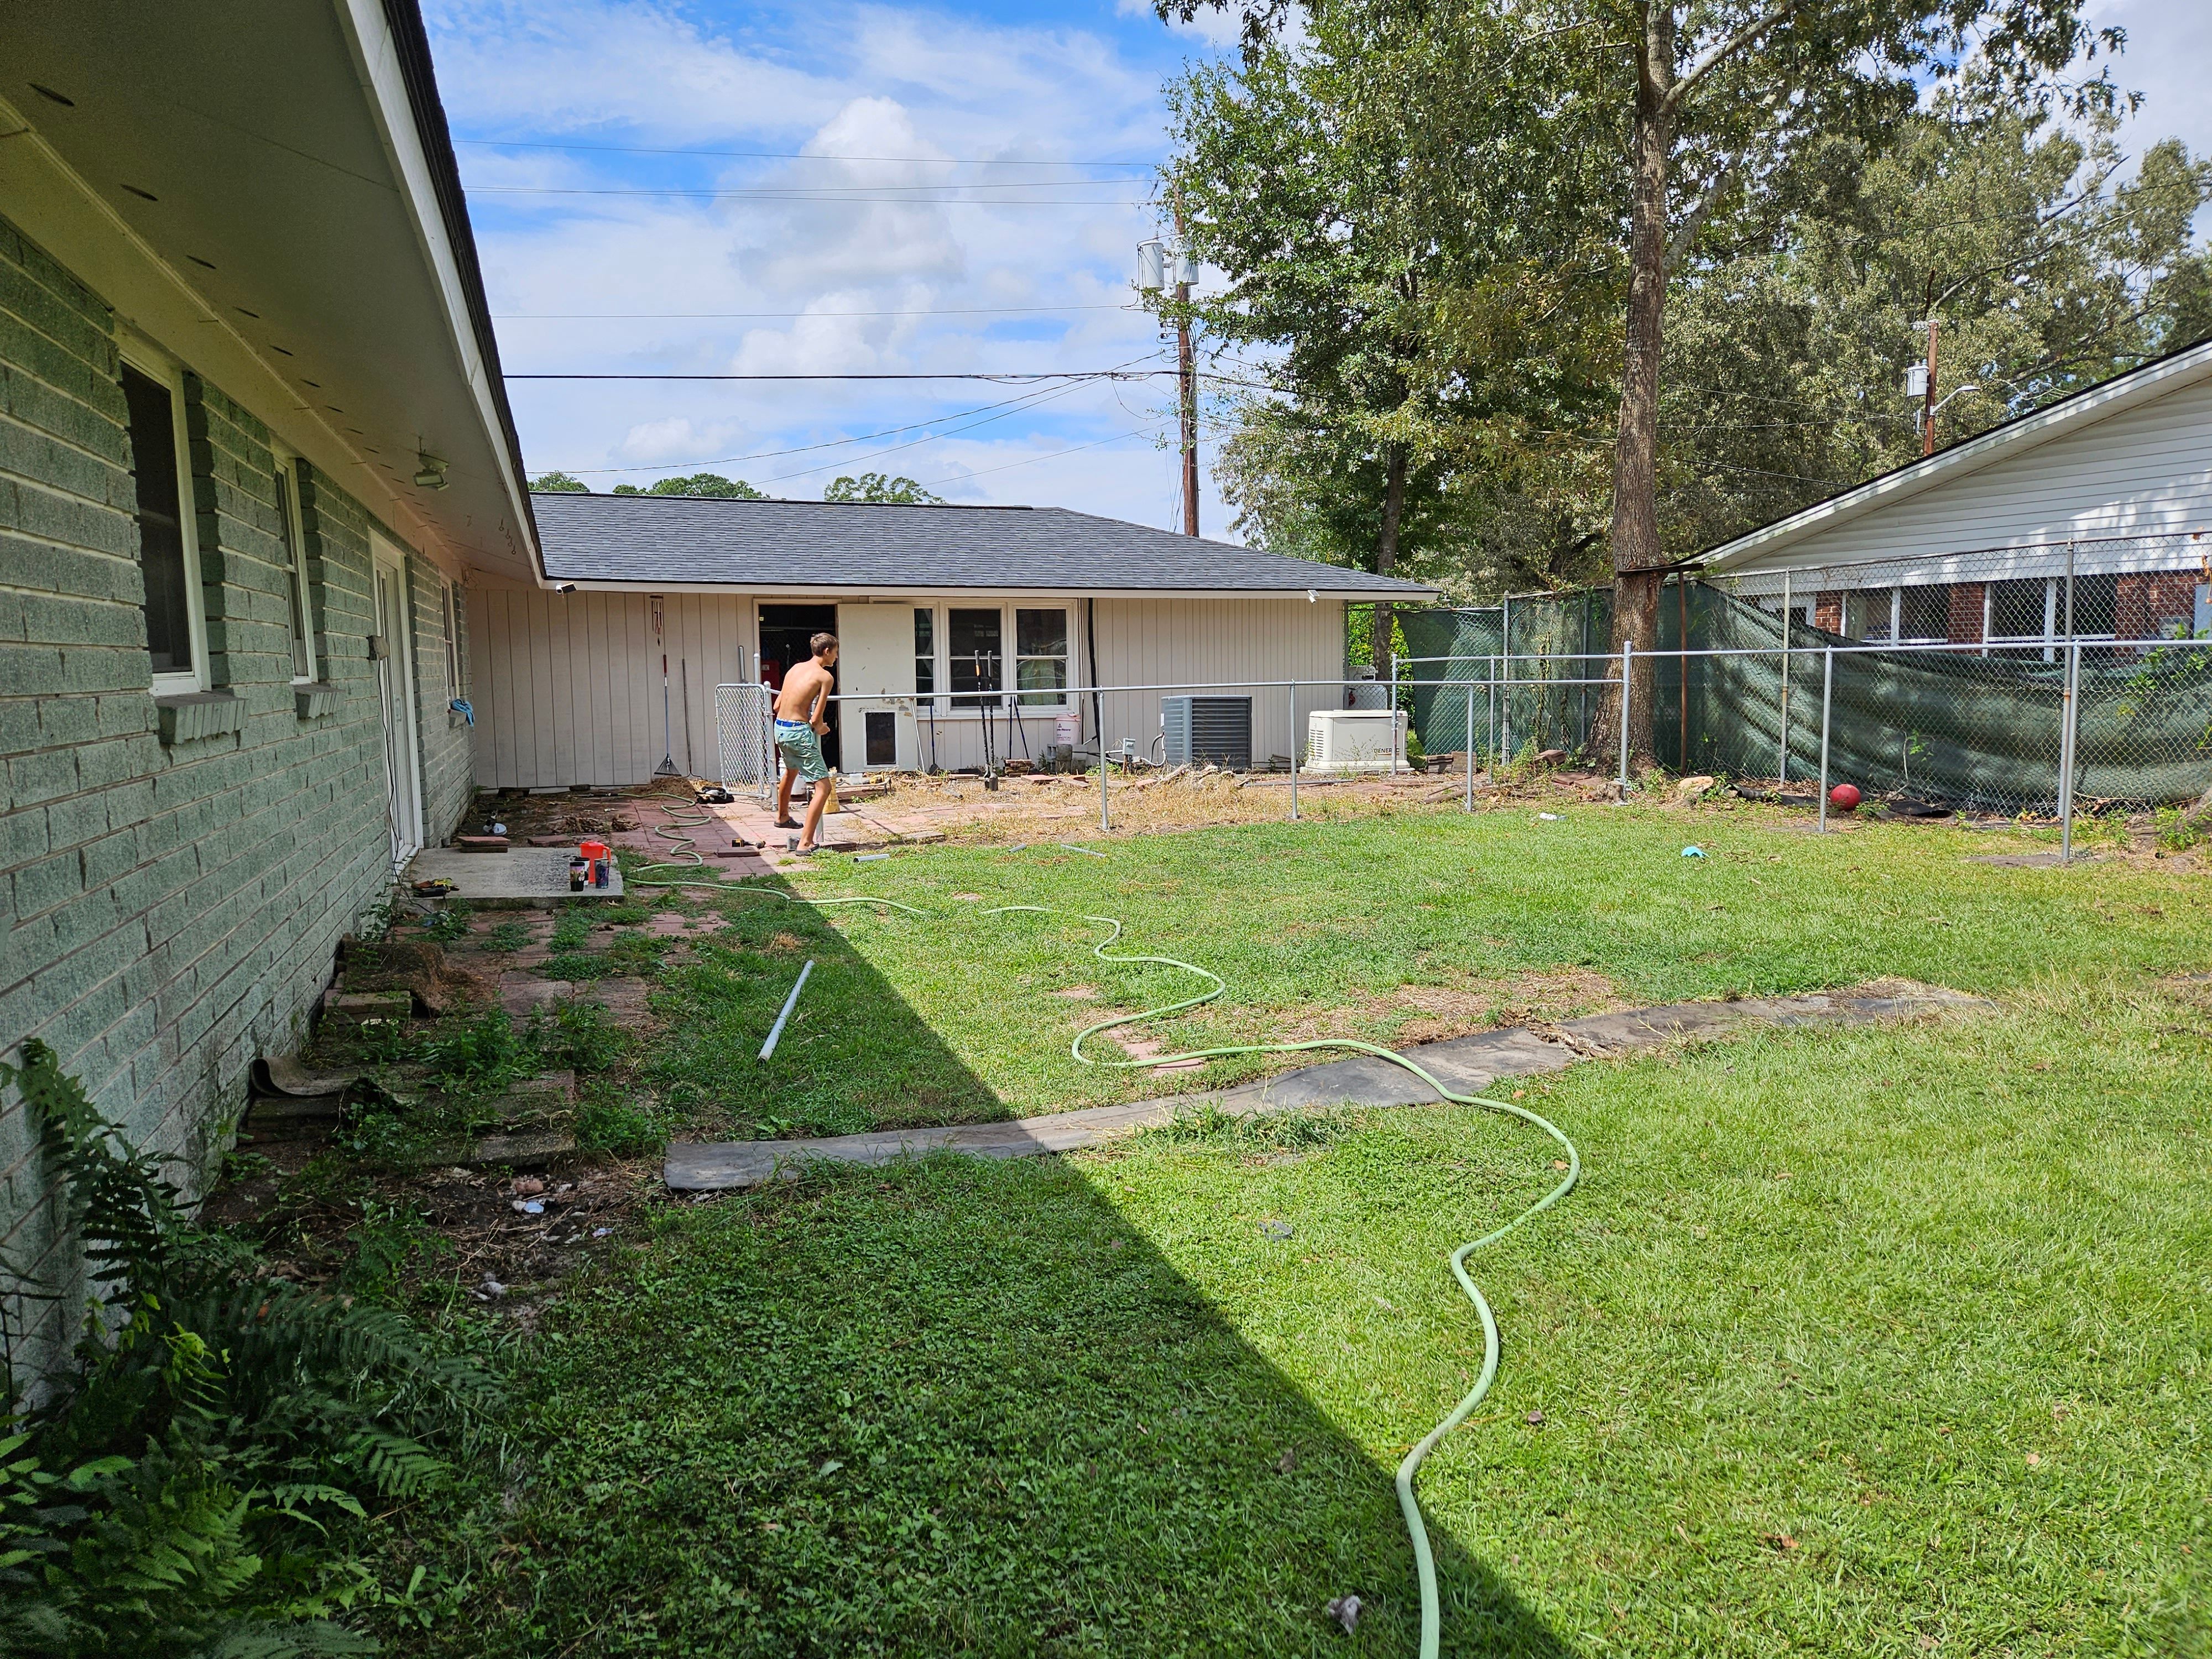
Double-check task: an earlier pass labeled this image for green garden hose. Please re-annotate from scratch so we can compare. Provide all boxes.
[625,809,1578,1656]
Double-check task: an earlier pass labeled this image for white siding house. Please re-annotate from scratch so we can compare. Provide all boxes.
[467,494,1430,786]
[1700,337,2212,647]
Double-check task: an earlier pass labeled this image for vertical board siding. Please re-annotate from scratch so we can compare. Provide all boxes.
[469,588,759,786]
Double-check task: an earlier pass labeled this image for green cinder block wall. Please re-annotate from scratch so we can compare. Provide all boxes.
[0,211,474,1380]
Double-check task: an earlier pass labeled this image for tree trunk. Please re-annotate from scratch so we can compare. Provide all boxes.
[1371,442,1409,675]
[1599,2,1676,771]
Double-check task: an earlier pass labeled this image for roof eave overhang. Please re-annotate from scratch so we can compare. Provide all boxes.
[1697,338,2212,573]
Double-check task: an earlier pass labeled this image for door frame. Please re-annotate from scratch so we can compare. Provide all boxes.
[372,538,425,864]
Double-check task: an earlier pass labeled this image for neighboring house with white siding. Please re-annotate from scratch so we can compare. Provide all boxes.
[468,492,1434,786]
[1699,336,2212,648]
[1,3,539,1378]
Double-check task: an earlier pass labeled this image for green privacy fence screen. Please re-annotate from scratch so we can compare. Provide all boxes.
[1397,583,2212,813]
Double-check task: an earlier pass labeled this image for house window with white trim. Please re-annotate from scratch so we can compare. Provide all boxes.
[947,607,1003,707]
[273,456,316,682]
[913,608,936,702]
[441,578,464,695]
[1014,607,1069,705]
[121,358,206,689]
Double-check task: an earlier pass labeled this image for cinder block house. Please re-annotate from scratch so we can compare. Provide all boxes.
[0,3,539,1371]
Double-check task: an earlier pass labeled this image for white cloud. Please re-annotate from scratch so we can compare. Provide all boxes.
[434,0,1238,527]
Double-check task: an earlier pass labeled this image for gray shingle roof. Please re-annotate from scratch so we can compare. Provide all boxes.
[530,492,1434,597]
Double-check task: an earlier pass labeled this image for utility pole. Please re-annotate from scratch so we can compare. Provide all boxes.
[1173,193,1198,536]
[1918,317,1939,457]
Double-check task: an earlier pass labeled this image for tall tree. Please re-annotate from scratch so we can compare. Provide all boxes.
[1164,0,2120,760]
[1168,0,1619,661]
[528,470,588,493]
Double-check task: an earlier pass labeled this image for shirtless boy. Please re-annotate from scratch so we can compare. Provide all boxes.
[773,633,838,854]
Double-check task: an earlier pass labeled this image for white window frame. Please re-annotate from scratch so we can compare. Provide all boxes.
[913,601,1074,714]
[441,577,464,696]
[271,448,317,684]
[119,337,209,694]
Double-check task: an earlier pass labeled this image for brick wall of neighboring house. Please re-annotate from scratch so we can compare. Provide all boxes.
[2115,571,2201,640]
[1814,591,1844,634]
[1947,582,1986,644]
[0,212,473,1379]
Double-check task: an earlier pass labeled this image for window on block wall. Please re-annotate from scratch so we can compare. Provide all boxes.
[1842,589,1891,642]
[273,456,316,682]
[121,357,207,690]
[1898,585,1949,642]
[442,580,463,695]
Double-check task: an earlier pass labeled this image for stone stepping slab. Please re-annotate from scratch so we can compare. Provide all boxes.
[664,979,1985,1192]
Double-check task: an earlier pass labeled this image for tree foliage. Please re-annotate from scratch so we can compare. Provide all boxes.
[609,473,766,499]
[526,472,588,493]
[822,472,946,504]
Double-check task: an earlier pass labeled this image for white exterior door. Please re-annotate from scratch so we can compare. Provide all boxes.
[373,542,424,864]
[835,601,919,769]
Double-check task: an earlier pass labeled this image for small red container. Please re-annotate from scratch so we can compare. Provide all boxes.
[577,839,611,887]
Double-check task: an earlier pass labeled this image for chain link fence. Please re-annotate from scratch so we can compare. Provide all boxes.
[1396,532,2212,829]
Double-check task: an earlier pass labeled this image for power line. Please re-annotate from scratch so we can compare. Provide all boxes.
[762,382,1096,484]
[494,304,1134,320]
[469,187,1150,206]
[541,385,1088,474]
[455,137,1153,167]
[921,427,1156,488]
[504,369,1179,382]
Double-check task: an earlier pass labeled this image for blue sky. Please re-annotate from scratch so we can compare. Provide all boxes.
[424,0,1243,533]
[425,0,2209,540]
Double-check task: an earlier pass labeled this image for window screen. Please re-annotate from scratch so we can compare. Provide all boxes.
[948,608,1002,706]
[913,607,935,697]
[1897,585,1949,641]
[122,364,192,676]
[274,465,314,679]
[1989,578,2050,639]
[1014,608,1068,704]
[1842,589,1891,642]
[2067,573,2118,637]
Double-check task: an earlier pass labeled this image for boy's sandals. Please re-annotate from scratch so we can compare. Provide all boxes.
[775,818,802,829]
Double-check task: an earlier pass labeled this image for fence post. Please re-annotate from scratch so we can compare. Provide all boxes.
[2058,638,2080,861]
[1389,652,1400,774]
[1817,646,1834,832]
[1288,681,1300,822]
[1778,570,1792,782]
[1616,640,1633,793]
[1098,697,1111,832]
[1486,656,1498,765]
[1464,675,1475,812]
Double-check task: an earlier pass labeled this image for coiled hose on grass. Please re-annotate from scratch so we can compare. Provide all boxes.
[624,803,1577,1657]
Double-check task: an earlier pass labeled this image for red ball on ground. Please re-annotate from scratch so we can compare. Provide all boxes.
[1829,783,1861,811]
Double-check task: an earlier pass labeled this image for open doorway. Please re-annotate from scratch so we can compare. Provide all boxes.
[758,603,842,771]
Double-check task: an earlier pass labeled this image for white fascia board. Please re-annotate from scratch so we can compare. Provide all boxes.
[333,0,540,582]
[1700,340,2212,573]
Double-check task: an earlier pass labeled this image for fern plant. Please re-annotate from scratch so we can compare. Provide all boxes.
[0,1041,493,1656]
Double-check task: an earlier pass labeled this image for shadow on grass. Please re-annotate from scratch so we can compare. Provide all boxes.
[638,870,1021,1139]
[435,1150,1579,1657]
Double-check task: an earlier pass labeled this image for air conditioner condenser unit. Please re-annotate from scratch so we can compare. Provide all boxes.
[1161,694,1254,769]
[1306,708,1406,771]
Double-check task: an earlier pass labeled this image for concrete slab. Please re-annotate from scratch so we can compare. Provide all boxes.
[409,847,623,906]
[664,979,1989,1191]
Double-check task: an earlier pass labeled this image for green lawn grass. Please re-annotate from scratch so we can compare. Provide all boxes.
[643,803,2212,1140]
[389,804,2211,1655]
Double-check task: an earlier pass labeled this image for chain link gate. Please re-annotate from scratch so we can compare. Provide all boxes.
[713,682,774,797]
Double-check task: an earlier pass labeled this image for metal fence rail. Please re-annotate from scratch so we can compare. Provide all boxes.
[718,633,2212,858]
